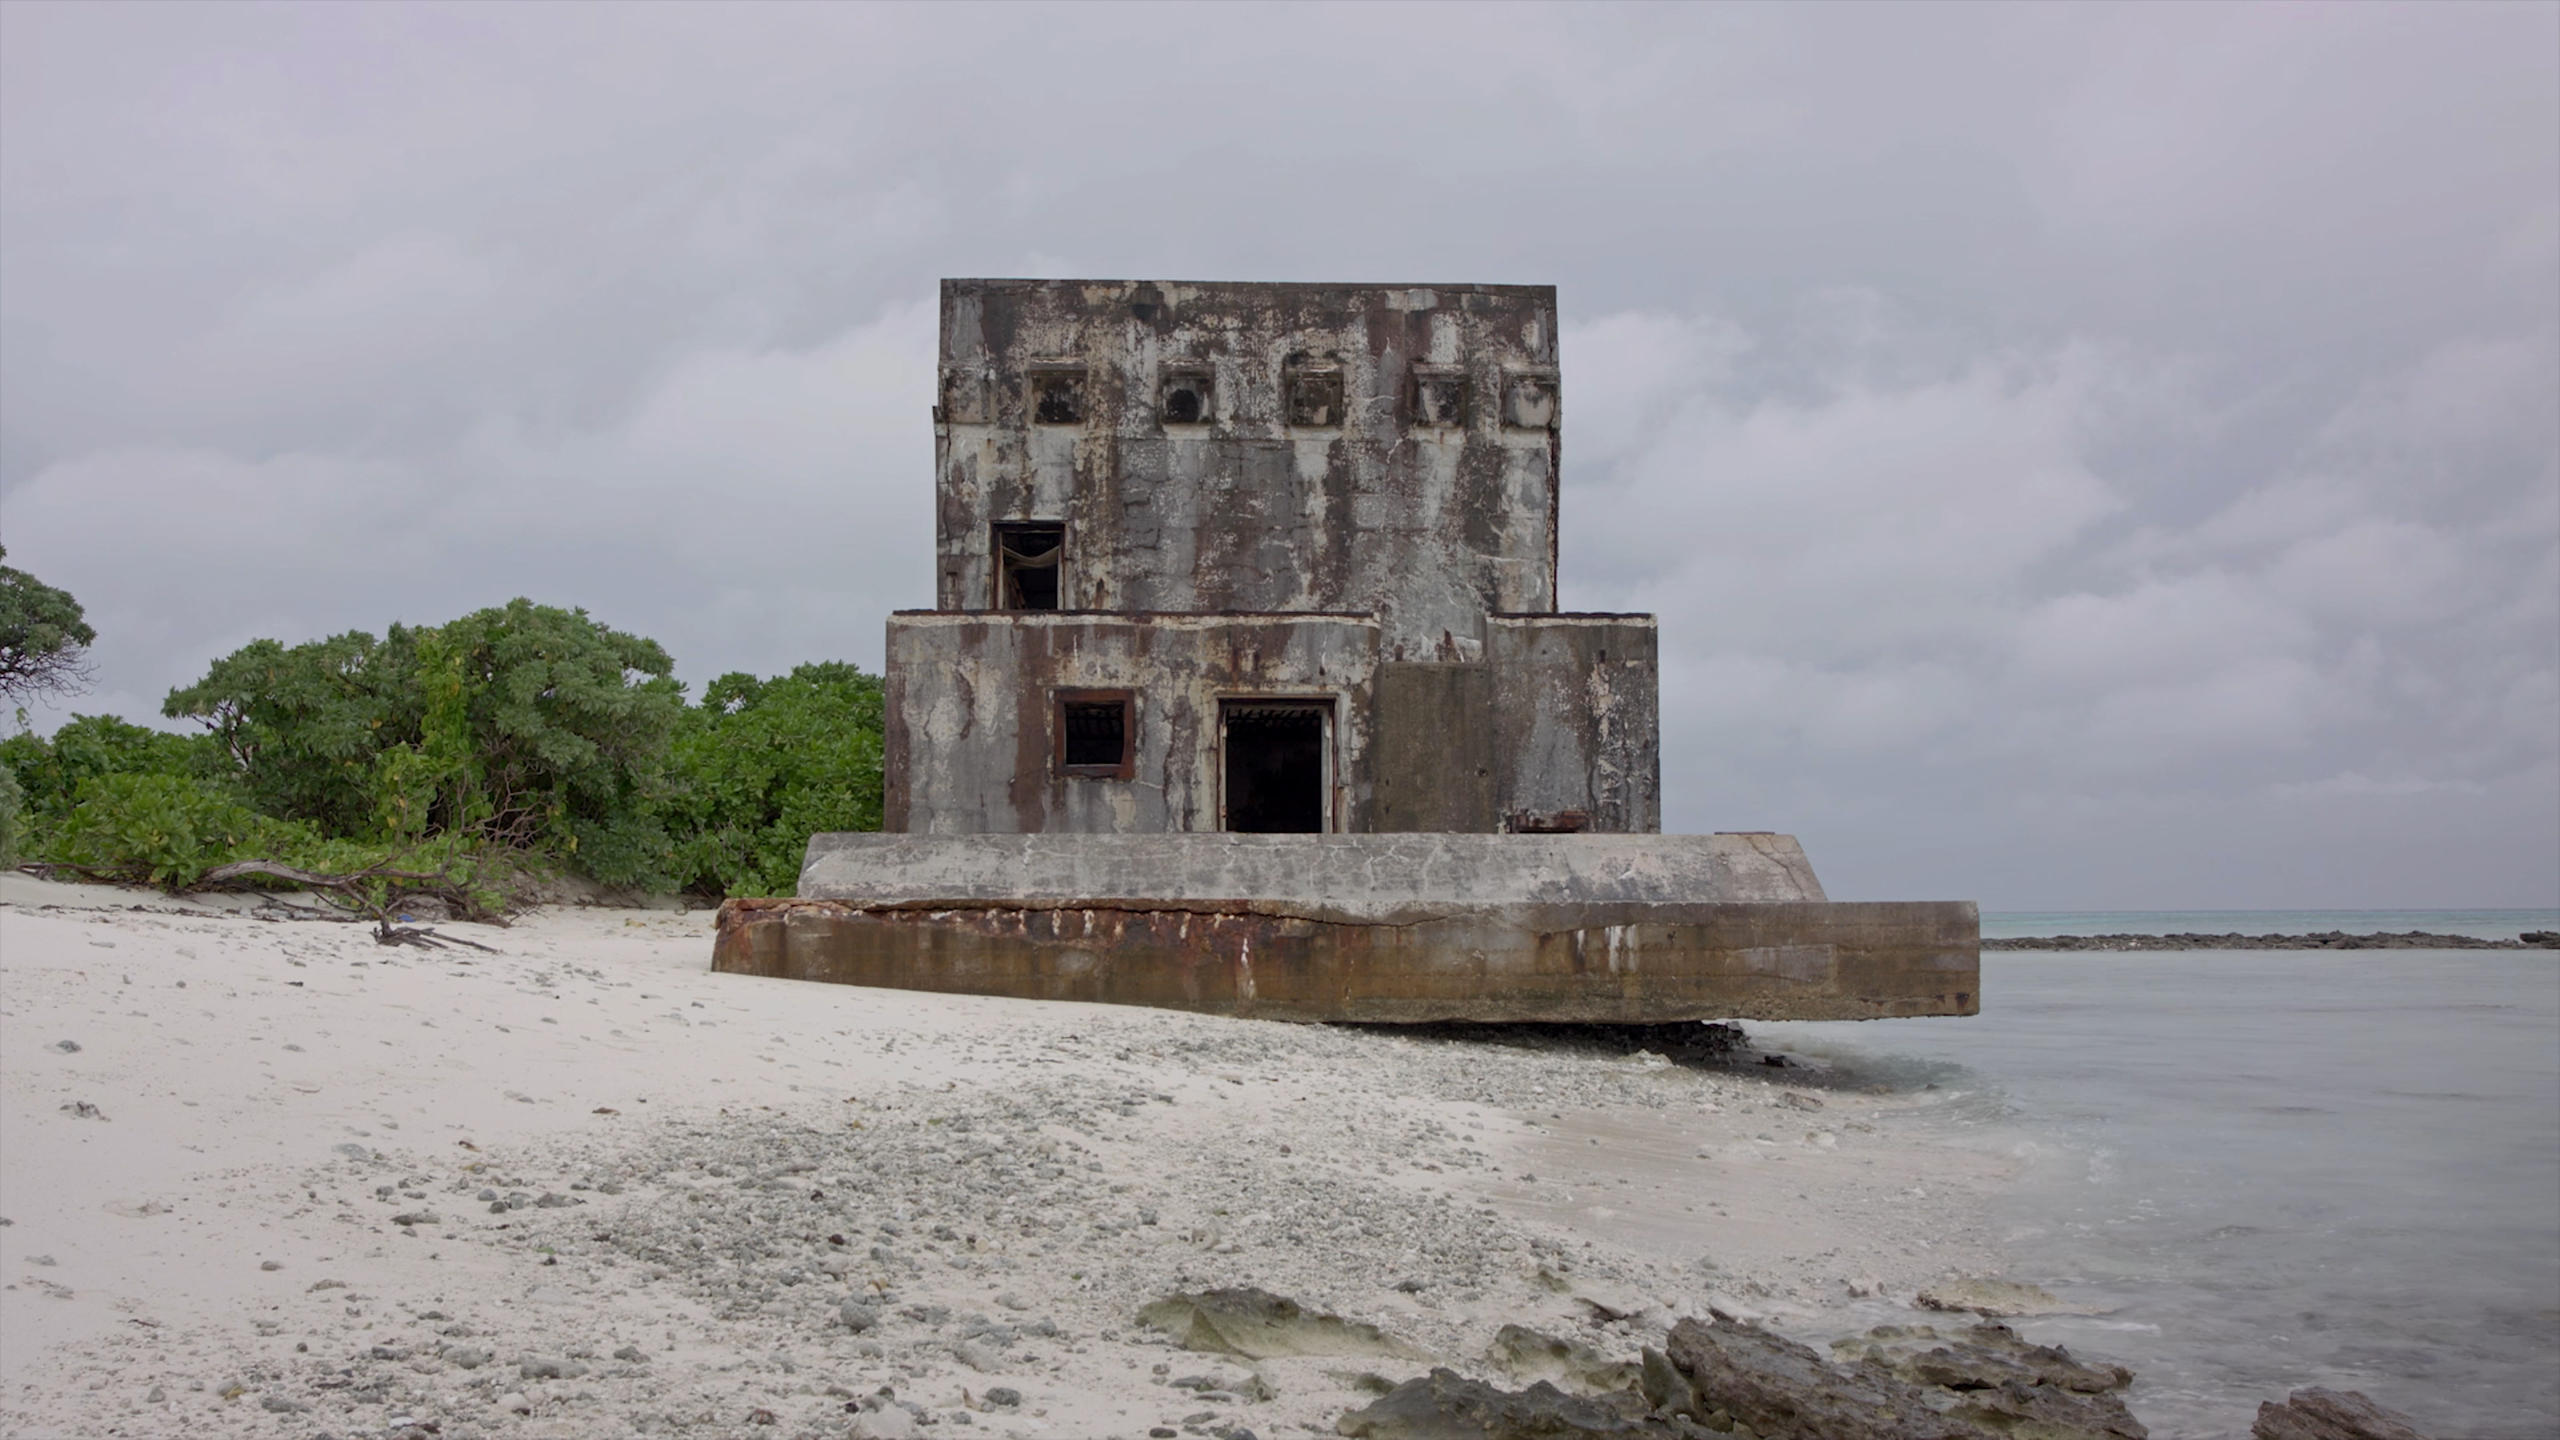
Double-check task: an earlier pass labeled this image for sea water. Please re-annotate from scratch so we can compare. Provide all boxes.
[1754,912,2560,1439]
[1981,909,2559,943]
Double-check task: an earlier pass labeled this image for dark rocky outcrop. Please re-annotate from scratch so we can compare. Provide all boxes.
[2250,1387,2432,1440]
[1339,1312,2150,1440]
[1334,1369,1674,1439]
[1832,1322,2134,1396]
[1650,1315,1990,1439]
[1908,1277,2096,1318]
[1372,1023,1755,1068]
[1711,1316,2144,1439]
[1485,1325,1643,1395]
[1140,1287,1426,1362]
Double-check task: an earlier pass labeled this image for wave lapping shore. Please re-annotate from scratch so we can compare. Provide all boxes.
[1986,930,2560,951]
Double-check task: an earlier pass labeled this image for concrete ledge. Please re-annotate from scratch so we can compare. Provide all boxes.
[709,893,1979,1025]
[737,834,1977,1023]
[798,832,1831,919]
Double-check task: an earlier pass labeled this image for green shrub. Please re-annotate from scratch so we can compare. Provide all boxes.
[163,599,685,881]
[430,600,684,855]
[15,609,881,903]
[664,662,885,896]
[0,713,230,824]
[47,772,310,888]
[41,769,504,913]
[0,760,22,868]
[160,630,404,835]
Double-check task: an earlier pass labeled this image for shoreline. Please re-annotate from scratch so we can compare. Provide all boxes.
[1,874,2044,1439]
[1986,929,2558,951]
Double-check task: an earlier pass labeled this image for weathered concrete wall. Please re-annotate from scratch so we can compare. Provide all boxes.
[886,613,1664,835]
[936,279,1561,660]
[799,832,1831,915]
[1370,662,1497,832]
[1489,614,1660,832]
[884,611,1383,835]
[723,836,1972,1024]
[710,894,1978,1024]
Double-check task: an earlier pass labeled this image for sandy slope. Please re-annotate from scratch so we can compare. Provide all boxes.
[1,875,2020,1439]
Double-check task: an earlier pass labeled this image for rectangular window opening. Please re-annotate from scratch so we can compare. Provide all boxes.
[1055,690,1134,778]
[1222,699,1331,833]
[994,522,1064,611]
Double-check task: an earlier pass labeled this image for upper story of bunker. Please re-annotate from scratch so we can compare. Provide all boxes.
[935,278,1561,661]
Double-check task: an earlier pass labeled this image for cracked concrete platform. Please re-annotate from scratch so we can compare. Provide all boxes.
[710,833,1978,1024]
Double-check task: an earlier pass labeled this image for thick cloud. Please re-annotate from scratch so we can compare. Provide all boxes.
[2,3,2551,906]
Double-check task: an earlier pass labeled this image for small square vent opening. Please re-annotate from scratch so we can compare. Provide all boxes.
[1033,372,1086,425]
[1286,366,1344,428]
[1413,374,1468,427]
[1162,371,1213,425]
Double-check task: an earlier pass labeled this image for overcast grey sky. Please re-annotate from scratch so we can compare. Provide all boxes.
[3,2,2553,908]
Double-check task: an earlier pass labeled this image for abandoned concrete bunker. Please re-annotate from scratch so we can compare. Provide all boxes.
[712,279,1980,1024]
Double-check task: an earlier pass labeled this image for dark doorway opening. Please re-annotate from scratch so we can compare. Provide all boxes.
[994,522,1063,610]
[1223,701,1329,833]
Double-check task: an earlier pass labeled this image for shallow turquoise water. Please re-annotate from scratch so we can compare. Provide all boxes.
[1754,945,2560,1439]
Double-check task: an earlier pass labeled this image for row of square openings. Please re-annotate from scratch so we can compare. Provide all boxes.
[1010,367,1558,431]
[1055,690,1331,833]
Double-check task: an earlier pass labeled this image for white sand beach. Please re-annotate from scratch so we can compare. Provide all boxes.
[1,876,2026,1439]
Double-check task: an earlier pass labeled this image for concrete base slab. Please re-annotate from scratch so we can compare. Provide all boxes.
[710,834,1979,1024]
[794,830,1835,913]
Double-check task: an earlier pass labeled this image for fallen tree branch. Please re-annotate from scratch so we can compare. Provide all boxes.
[184,856,511,927]
[372,918,499,952]
[197,859,452,889]
[253,895,367,923]
[19,857,509,928]
[15,860,135,885]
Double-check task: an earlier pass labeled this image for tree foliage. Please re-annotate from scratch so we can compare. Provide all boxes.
[162,598,685,860]
[0,760,22,868]
[1,597,884,906]
[35,768,505,915]
[0,546,97,703]
[161,629,403,836]
[45,772,311,890]
[0,713,233,821]
[665,662,885,896]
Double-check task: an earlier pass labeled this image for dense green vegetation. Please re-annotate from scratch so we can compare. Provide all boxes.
[1,598,885,910]
[663,663,885,899]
